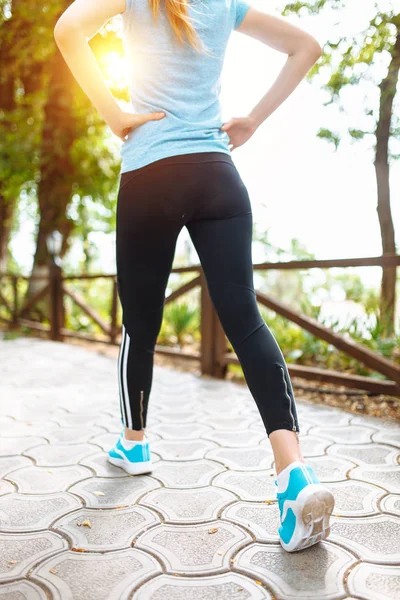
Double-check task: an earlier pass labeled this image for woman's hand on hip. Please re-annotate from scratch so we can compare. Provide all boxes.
[111,110,166,141]
[220,116,258,151]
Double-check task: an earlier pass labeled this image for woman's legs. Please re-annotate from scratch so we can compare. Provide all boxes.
[113,154,333,551]
[115,153,305,471]
[115,166,184,442]
[185,160,304,472]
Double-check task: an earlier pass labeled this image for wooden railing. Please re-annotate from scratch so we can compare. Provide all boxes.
[1,253,399,397]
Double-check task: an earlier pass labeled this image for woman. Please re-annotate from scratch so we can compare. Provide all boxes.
[54,0,334,552]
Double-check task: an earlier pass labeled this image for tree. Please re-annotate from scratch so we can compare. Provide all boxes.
[1,0,124,309]
[283,0,398,337]
[0,0,45,272]
[26,1,122,303]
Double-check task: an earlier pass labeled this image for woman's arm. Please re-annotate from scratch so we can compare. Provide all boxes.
[221,7,322,150]
[54,0,165,141]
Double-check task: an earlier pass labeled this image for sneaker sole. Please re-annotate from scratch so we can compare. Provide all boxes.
[279,484,335,552]
[108,455,153,475]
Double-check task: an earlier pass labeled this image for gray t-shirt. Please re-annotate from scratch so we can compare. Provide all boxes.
[120,0,250,172]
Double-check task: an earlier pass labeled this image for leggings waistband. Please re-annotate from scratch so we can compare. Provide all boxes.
[121,152,234,178]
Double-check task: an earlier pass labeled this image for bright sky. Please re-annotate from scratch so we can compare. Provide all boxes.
[11,0,399,293]
[219,0,400,289]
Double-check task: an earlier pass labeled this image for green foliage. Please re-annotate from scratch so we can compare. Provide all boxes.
[1,1,125,273]
[257,303,399,378]
[63,277,118,335]
[0,275,29,322]
[348,128,367,140]
[283,0,341,14]
[162,300,199,348]
[2,330,20,340]
[282,0,400,157]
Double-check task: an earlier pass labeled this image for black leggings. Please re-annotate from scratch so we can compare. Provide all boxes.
[116,151,300,437]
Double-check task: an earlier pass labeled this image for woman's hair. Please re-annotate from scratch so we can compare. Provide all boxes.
[150,0,207,54]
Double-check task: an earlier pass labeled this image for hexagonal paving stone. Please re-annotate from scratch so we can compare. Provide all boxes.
[0,436,49,456]
[300,408,352,427]
[25,443,100,467]
[132,572,273,599]
[347,562,400,600]
[3,405,64,422]
[350,415,398,429]
[301,420,322,433]
[6,465,92,494]
[202,430,266,448]
[0,480,14,496]
[248,418,269,432]
[150,439,218,461]
[234,540,356,600]
[205,447,273,471]
[139,486,236,523]
[137,429,162,443]
[52,506,160,551]
[213,470,278,502]
[372,428,400,448]
[221,501,280,542]
[328,442,399,465]
[151,409,202,423]
[292,434,333,457]
[196,416,256,431]
[3,336,400,599]
[30,547,162,600]
[303,456,356,482]
[295,401,317,415]
[46,426,106,445]
[92,414,125,433]
[135,520,251,575]
[0,492,82,532]
[219,401,255,415]
[151,459,225,488]
[79,452,134,477]
[151,400,196,413]
[0,419,62,439]
[50,412,110,428]
[307,425,376,444]
[0,417,14,430]
[149,422,215,440]
[87,432,122,452]
[0,456,33,478]
[323,480,385,517]
[287,421,315,435]
[69,475,161,508]
[146,412,162,425]
[349,465,400,493]
[194,387,240,400]
[251,436,273,452]
[0,580,47,599]
[380,494,400,516]
[329,514,400,563]
[0,531,67,582]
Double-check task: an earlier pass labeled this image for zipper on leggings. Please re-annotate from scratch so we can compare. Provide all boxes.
[139,390,144,430]
[280,366,297,432]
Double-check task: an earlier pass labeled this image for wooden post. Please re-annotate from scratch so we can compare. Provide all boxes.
[49,263,64,341]
[200,270,227,379]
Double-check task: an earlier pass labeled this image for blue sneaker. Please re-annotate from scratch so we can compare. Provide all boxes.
[108,433,152,475]
[275,462,335,552]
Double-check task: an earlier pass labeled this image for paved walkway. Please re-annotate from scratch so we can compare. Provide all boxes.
[0,336,399,600]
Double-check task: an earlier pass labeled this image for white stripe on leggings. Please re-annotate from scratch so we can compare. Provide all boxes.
[118,325,127,425]
[122,324,133,429]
